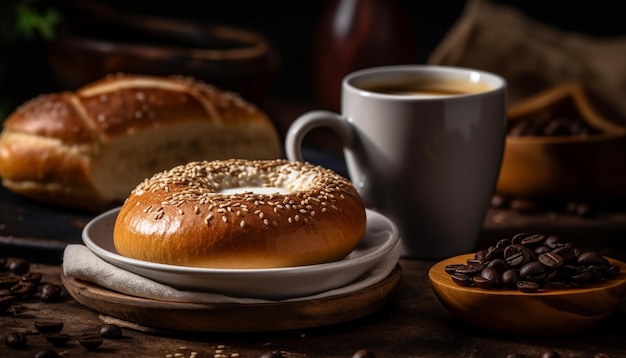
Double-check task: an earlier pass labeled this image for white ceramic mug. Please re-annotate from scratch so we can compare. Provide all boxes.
[285,65,507,259]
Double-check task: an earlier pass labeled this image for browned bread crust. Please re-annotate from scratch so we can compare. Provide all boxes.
[0,74,282,210]
[113,159,367,269]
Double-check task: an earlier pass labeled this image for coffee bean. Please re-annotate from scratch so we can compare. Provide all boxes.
[501,269,521,288]
[11,281,37,298]
[520,262,547,282]
[352,349,376,358]
[496,238,512,248]
[98,324,123,339]
[504,252,525,267]
[542,350,560,358]
[472,275,494,289]
[5,332,28,349]
[0,275,19,289]
[551,246,576,263]
[7,259,30,275]
[538,252,564,268]
[485,246,503,261]
[21,272,42,284]
[517,280,540,293]
[474,250,487,263]
[35,349,61,358]
[454,265,481,277]
[444,264,464,275]
[594,353,612,358]
[534,245,551,255]
[578,252,607,266]
[466,258,485,269]
[520,234,546,247]
[487,258,508,272]
[259,351,285,358]
[451,273,473,287]
[40,283,62,303]
[511,233,532,244]
[44,333,70,347]
[35,321,64,334]
[480,266,501,286]
[79,333,103,350]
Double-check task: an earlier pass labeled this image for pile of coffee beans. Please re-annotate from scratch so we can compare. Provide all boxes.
[507,105,602,137]
[1,256,125,355]
[0,257,63,312]
[444,233,621,292]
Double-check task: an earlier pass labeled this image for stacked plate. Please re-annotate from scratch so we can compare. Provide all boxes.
[81,207,400,300]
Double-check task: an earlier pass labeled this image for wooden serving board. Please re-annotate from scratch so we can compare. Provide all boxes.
[61,265,402,333]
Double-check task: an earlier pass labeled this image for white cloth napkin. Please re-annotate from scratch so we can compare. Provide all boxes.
[62,244,400,304]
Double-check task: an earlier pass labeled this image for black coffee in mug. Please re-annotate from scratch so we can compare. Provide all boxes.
[359,77,493,96]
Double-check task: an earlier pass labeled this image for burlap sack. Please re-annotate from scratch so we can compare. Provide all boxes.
[428,0,626,125]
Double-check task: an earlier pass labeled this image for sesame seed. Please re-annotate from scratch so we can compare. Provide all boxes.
[132,159,360,227]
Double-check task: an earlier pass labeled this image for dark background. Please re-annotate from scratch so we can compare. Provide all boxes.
[2,0,626,119]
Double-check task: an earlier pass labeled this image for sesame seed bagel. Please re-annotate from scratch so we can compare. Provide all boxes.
[113,159,367,269]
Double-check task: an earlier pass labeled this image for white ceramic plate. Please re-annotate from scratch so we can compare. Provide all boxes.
[82,207,400,299]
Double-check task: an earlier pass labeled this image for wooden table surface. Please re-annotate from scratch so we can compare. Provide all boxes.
[0,256,625,358]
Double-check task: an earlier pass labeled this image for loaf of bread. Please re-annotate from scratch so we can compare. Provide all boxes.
[0,73,282,211]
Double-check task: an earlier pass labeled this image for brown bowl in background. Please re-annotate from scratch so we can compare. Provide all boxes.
[495,82,626,206]
[46,10,280,102]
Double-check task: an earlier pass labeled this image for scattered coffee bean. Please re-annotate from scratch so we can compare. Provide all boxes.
[352,349,377,358]
[0,275,19,288]
[444,233,621,292]
[98,323,123,339]
[21,271,42,284]
[5,332,28,349]
[7,258,30,275]
[44,333,70,347]
[40,283,63,303]
[34,348,61,358]
[10,281,37,298]
[594,353,612,358]
[542,350,560,358]
[259,351,285,358]
[35,321,64,334]
[79,333,103,350]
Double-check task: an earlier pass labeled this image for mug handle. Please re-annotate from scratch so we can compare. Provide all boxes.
[285,110,376,206]
[284,110,354,162]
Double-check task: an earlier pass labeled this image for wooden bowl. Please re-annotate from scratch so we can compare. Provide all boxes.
[495,82,626,205]
[47,12,279,101]
[429,254,626,336]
